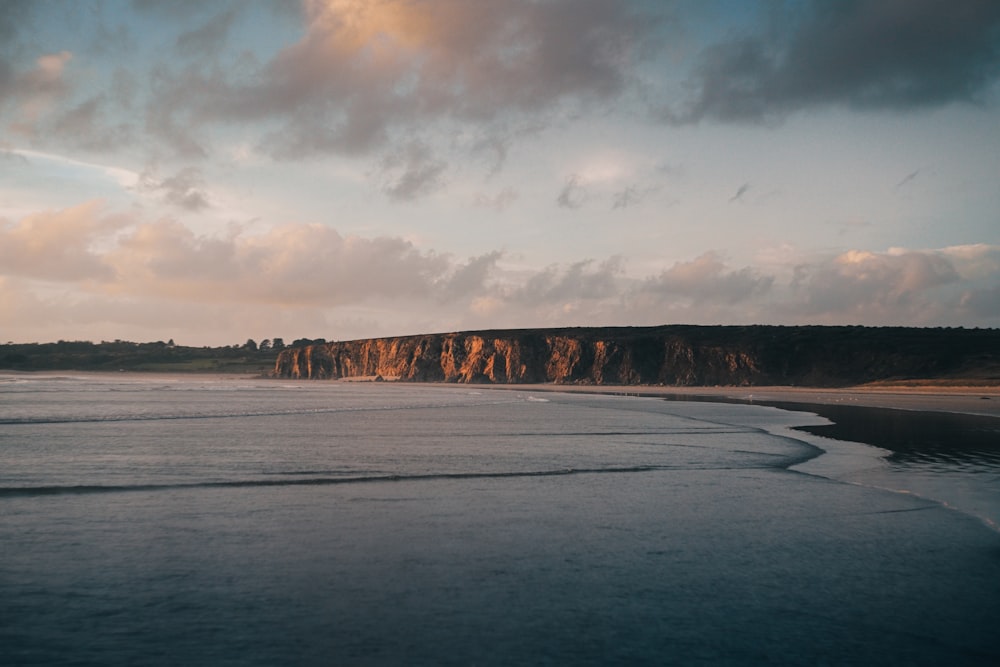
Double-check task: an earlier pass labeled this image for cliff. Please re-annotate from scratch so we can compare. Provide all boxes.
[272,325,1000,387]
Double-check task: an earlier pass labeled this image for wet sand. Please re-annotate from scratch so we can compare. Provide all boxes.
[485,383,1000,417]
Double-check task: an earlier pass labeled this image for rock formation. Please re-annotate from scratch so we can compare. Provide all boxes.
[272,325,1000,386]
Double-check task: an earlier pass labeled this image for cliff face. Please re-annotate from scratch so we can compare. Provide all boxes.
[273,325,1000,386]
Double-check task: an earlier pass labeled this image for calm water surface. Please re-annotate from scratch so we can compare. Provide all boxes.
[2,374,999,665]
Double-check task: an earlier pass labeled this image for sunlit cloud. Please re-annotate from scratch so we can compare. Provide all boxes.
[0,201,128,282]
[3,199,999,342]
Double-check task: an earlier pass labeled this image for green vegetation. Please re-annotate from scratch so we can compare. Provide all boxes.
[0,339,286,375]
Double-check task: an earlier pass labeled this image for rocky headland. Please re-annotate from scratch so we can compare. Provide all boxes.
[271,325,1000,387]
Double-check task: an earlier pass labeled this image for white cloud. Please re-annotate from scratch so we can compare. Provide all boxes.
[786,247,970,324]
[641,252,773,304]
[0,200,127,281]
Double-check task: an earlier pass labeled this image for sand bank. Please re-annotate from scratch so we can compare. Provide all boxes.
[481,383,1000,418]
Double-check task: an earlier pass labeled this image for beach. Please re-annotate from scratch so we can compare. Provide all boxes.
[481,383,1000,417]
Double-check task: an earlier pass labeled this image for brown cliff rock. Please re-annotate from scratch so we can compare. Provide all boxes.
[272,325,1000,386]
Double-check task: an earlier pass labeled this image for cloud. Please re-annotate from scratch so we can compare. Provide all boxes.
[6,200,1000,344]
[137,166,211,211]
[509,257,624,305]
[438,251,503,300]
[47,94,136,151]
[961,283,1000,317]
[0,201,485,308]
[378,141,448,202]
[473,187,518,212]
[670,0,1000,124]
[728,182,750,203]
[941,243,1000,280]
[472,134,512,177]
[640,252,773,304]
[146,0,655,158]
[3,51,73,135]
[0,200,128,281]
[788,247,965,323]
[611,184,655,210]
[895,169,920,189]
[0,146,28,164]
[556,174,586,209]
[108,219,459,305]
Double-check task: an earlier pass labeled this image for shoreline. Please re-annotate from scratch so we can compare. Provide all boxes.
[477,383,1000,418]
[474,384,1000,466]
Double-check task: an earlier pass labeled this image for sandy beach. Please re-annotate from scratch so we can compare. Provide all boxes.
[481,383,1000,418]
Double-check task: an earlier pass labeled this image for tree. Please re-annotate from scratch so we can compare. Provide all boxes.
[259,339,271,352]
[272,338,285,350]
[244,338,258,352]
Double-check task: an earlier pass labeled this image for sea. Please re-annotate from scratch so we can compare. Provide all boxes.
[2,373,999,666]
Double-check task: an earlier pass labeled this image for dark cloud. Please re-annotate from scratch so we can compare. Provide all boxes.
[728,182,750,203]
[895,169,920,189]
[378,141,448,202]
[611,185,655,209]
[670,0,1000,124]
[137,166,210,211]
[556,174,585,209]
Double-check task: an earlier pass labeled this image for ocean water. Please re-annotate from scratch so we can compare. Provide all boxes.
[2,373,999,665]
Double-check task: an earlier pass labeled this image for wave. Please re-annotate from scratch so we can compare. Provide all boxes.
[0,398,524,426]
[0,465,700,497]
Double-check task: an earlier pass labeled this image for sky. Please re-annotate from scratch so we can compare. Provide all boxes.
[1,0,999,346]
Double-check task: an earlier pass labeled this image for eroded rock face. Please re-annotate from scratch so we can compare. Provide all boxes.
[272,325,1000,386]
